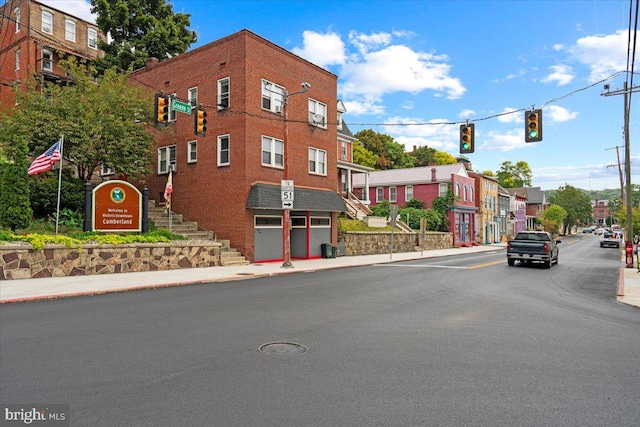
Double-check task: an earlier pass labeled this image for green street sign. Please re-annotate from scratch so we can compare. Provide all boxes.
[171,99,192,114]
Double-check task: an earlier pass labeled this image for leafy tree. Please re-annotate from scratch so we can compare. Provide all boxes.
[549,185,592,233]
[431,188,454,232]
[497,160,532,188]
[398,207,444,231]
[352,140,378,168]
[541,204,567,235]
[482,170,496,177]
[409,146,437,167]
[433,151,457,165]
[354,129,413,170]
[90,0,197,73]
[30,170,85,219]
[0,137,32,231]
[616,205,640,238]
[0,59,155,181]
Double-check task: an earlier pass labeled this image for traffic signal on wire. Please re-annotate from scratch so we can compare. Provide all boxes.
[459,123,475,154]
[155,94,169,125]
[194,108,207,136]
[525,109,543,142]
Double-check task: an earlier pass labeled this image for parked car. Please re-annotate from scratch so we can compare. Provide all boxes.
[594,228,606,235]
[582,227,593,233]
[506,231,560,268]
[600,232,620,248]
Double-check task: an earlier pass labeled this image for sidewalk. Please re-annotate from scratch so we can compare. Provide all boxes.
[1,243,638,309]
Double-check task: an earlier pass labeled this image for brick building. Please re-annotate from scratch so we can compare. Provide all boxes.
[131,30,346,262]
[0,0,104,108]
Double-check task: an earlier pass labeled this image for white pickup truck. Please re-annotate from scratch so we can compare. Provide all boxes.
[600,231,620,248]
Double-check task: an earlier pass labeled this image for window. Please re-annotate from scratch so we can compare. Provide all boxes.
[308,147,327,175]
[42,49,52,71]
[439,183,448,197]
[262,80,285,113]
[455,183,460,197]
[14,8,20,32]
[389,187,397,202]
[187,140,197,163]
[65,19,76,42]
[218,135,229,166]
[337,111,343,130]
[310,217,331,227]
[262,136,284,168]
[168,93,177,122]
[41,10,52,34]
[406,185,413,201]
[88,28,98,49]
[255,216,282,227]
[341,141,347,160]
[158,145,176,174]
[218,77,229,109]
[188,87,198,107]
[15,49,19,71]
[470,187,474,202]
[308,98,327,128]
[463,185,468,201]
[101,163,114,176]
[291,216,307,228]
[376,187,384,203]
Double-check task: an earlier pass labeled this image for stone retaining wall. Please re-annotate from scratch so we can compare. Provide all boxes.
[0,242,223,280]
[340,231,452,256]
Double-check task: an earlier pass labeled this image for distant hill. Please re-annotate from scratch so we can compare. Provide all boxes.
[545,188,622,202]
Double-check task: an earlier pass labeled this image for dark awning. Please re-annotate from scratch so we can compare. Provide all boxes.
[246,183,347,212]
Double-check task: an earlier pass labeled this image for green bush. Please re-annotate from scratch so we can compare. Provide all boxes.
[370,200,391,218]
[29,169,84,219]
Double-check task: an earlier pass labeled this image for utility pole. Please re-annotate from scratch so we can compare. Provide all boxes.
[605,145,625,204]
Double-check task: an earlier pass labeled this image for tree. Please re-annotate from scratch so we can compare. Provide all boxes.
[433,151,457,165]
[549,185,592,234]
[541,204,567,235]
[0,137,32,231]
[409,146,437,167]
[0,59,156,181]
[90,0,197,73]
[482,170,496,177]
[352,140,378,168]
[354,129,413,170]
[497,160,532,188]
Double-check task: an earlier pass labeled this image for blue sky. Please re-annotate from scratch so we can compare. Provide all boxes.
[40,0,638,191]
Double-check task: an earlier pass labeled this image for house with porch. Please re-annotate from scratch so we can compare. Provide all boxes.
[352,164,478,247]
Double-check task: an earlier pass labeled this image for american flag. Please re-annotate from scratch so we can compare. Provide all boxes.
[28,140,62,175]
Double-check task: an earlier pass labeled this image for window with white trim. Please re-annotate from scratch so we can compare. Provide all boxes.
[187,140,197,163]
[455,183,460,197]
[439,183,448,197]
[218,77,229,109]
[261,136,284,168]
[255,216,282,227]
[88,28,98,49]
[341,141,347,160]
[291,216,307,228]
[405,185,413,201]
[188,87,198,106]
[41,10,52,34]
[308,98,327,128]
[65,19,76,42]
[15,49,20,71]
[100,163,114,176]
[14,8,20,32]
[218,135,230,166]
[42,49,52,71]
[470,187,474,202]
[376,187,384,203]
[337,111,343,130]
[310,217,331,227]
[168,93,177,122]
[463,185,468,201]
[262,80,284,113]
[308,147,327,176]
[389,186,397,202]
[158,145,176,174]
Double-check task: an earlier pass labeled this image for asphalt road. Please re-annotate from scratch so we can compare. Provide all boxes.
[1,234,639,426]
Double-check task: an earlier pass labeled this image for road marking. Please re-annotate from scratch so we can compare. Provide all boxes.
[468,260,505,269]
[375,264,468,269]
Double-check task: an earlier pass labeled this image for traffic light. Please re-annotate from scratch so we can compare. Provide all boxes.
[459,123,475,154]
[155,94,169,125]
[525,109,543,142]
[194,108,207,136]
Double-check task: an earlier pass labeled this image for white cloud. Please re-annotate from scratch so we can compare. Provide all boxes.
[348,31,392,55]
[569,30,632,82]
[292,30,346,68]
[479,129,526,152]
[39,0,96,23]
[545,105,578,122]
[382,116,459,151]
[459,109,475,118]
[342,99,386,116]
[542,64,574,86]
[497,108,522,123]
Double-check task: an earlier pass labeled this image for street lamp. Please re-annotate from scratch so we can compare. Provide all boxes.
[281,82,311,268]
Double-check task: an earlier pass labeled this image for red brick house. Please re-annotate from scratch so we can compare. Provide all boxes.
[0,0,104,109]
[352,164,478,246]
[131,30,346,262]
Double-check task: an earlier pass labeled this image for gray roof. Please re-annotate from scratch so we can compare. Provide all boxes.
[525,187,546,204]
[352,164,468,187]
[246,183,347,212]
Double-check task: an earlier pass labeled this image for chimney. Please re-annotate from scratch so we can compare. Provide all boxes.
[431,168,437,182]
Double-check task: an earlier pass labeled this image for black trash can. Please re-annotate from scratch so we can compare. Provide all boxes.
[331,246,337,258]
[321,243,332,258]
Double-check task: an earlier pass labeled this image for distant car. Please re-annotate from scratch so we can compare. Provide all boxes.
[594,228,605,235]
[582,227,593,233]
[600,232,620,248]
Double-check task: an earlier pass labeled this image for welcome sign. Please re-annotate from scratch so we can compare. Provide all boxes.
[92,180,142,232]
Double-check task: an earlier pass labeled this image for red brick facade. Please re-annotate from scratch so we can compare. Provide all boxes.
[132,30,341,262]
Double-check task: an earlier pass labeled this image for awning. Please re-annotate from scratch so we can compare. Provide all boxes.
[246,183,347,212]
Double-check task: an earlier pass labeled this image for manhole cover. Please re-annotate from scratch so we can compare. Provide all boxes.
[259,342,308,356]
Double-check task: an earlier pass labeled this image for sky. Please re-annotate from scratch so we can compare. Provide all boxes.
[36,0,640,192]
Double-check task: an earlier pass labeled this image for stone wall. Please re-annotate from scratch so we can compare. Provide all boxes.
[340,231,452,256]
[0,242,222,280]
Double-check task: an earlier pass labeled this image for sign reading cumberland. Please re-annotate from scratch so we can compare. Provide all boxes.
[92,180,142,232]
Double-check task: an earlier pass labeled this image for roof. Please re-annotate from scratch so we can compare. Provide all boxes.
[246,183,346,212]
[352,164,469,188]
[525,187,546,204]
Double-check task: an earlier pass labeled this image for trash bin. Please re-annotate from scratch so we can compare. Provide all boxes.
[321,243,332,258]
[331,246,337,258]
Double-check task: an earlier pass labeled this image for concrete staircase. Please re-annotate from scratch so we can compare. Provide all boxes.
[148,200,250,266]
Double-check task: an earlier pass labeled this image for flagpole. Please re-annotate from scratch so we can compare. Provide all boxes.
[55,135,64,235]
